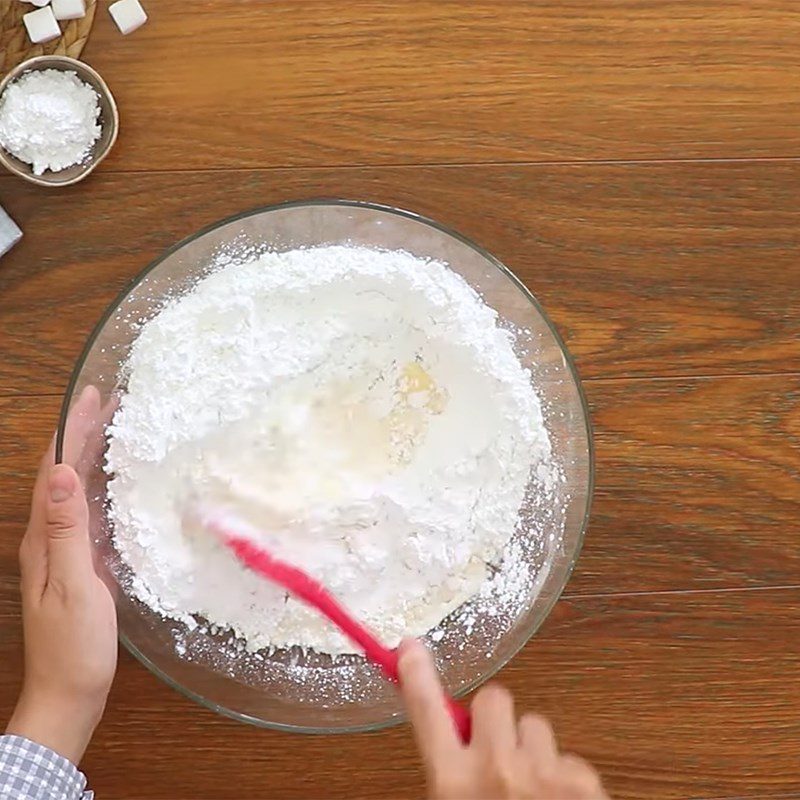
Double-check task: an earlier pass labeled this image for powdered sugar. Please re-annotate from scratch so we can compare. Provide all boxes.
[106,245,556,656]
[0,69,100,175]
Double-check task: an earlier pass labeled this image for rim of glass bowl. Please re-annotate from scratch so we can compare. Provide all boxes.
[55,199,595,734]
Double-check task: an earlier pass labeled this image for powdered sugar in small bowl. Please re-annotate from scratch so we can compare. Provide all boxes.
[0,55,118,187]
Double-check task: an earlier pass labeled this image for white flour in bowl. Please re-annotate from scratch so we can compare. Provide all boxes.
[106,245,553,655]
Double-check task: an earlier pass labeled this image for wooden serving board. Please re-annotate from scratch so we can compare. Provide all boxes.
[0,0,96,75]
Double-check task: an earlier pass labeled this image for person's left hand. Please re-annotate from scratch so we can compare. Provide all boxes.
[5,386,118,765]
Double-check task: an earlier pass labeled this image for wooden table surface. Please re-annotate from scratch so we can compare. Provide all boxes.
[1,3,799,799]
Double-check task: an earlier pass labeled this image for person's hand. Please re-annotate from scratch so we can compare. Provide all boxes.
[6,386,118,765]
[398,640,608,800]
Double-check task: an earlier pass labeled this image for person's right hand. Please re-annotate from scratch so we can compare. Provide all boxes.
[398,640,608,800]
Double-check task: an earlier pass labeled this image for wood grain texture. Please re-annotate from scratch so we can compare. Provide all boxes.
[2,375,799,597]
[581,373,800,594]
[1,3,799,799]
[0,394,53,524]
[78,1,800,171]
[1,160,799,396]
[1,588,798,800]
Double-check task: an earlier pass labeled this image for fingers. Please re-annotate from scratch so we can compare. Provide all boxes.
[61,385,103,469]
[28,386,100,530]
[23,433,57,568]
[398,639,461,762]
[18,432,56,595]
[72,388,116,485]
[471,684,516,751]
[44,464,93,591]
[519,713,558,772]
[21,387,102,594]
[397,654,605,800]
[557,754,607,800]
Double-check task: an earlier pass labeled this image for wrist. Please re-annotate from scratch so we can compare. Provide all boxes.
[5,687,105,765]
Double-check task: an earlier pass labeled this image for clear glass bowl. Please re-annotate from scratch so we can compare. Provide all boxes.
[55,200,593,733]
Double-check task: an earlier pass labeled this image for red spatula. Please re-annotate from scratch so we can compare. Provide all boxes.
[206,517,471,743]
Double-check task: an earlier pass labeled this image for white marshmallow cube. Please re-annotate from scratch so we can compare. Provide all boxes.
[109,0,147,35]
[23,6,61,44]
[21,1,52,9]
[0,206,22,259]
[52,0,86,21]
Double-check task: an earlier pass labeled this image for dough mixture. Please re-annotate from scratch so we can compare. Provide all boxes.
[106,245,552,654]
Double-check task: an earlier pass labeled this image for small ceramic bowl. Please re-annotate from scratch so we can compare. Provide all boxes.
[0,55,118,187]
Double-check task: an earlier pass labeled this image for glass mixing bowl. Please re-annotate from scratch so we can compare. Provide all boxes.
[55,200,593,733]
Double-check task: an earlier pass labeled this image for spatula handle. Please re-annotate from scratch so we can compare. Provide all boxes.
[223,531,472,742]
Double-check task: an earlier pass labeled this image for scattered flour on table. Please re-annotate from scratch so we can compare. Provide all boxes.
[106,245,555,655]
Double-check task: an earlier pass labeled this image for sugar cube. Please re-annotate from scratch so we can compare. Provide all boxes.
[23,6,61,44]
[109,0,147,35]
[52,0,86,21]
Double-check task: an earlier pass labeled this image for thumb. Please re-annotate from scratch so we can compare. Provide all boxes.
[46,464,92,585]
